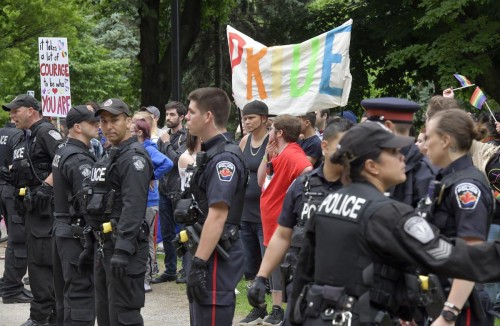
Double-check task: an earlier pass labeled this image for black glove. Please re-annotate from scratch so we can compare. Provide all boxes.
[0,166,12,184]
[248,276,267,308]
[35,182,53,203]
[78,247,94,274]
[110,250,129,278]
[186,256,209,303]
[78,226,94,274]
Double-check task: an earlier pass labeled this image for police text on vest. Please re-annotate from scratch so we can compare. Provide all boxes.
[318,193,366,219]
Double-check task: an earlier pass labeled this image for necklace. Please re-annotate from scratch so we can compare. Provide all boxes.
[250,141,264,156]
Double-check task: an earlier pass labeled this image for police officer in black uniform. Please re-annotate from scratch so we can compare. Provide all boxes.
[0,118,32,304]
[288,121,500,326]
[52,105,100,325]
[78,98,153,326]
[246,119,352,325]
[363,97,437,207]
[2,94,63,326]
[423,109,494,325]
[181,87,246,325]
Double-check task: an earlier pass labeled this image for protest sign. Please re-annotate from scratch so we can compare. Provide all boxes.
[227,19,352,116]
[38,37,71,117]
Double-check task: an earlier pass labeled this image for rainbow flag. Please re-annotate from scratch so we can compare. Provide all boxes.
[453,74,473,87]
[470,87,487,109]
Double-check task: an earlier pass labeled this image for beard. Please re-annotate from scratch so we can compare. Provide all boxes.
[166,120,179,129]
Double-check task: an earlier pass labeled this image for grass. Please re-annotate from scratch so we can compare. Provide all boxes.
[234,278,276,319]
[156,253,277,320]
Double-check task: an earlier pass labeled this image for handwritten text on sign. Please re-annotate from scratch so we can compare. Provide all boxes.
[227,20,352,116]
[38,37,71,117]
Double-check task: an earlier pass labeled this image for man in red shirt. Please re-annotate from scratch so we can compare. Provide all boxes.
[256,114,312,326]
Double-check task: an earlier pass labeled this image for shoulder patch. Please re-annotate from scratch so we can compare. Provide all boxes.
[48,130,62,141]
[216,161,235,182]
[404,216,435,244]
[52,154,61,168]
[132,155,146,171]
[455,182,481,210]
[79,164,92,178]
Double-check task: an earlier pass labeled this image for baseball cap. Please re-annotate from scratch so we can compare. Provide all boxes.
[95,98,131,117]
[66,105,100,129]
[2,94,40,112]
[332,121,414,163]
[242,100,276,117]
[337,110,357,125]
[140,106,161,119]
[361,97,420,124]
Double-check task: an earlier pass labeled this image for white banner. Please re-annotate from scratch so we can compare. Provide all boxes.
[227,19,352,116]
[38,37,71,117]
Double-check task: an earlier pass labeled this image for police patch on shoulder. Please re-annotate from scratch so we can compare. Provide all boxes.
[455,182,481,210]
[132,155,146,171]
[404,216,434,244]
[52,154,61,168]
[79,164,92,178]
[48,130,62,140]
[216,161,235,182]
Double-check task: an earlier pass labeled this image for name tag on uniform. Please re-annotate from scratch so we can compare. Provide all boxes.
[318,193,367,220]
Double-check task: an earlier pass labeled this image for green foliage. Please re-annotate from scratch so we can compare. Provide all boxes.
[0,0,140,120]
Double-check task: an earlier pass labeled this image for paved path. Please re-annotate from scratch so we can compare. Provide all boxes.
[0,240,191,326]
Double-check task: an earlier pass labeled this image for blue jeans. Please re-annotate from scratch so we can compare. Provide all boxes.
[485,224,500,302]
[159,194,177,277]
[240,221,265,280]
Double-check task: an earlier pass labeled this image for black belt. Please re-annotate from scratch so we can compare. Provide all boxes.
[54,213,80,225]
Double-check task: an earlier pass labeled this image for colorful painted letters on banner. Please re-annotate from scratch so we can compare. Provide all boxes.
[227,19,352,116]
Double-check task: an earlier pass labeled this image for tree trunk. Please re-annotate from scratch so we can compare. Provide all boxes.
[139,0,202,127]
[214,20,222,88]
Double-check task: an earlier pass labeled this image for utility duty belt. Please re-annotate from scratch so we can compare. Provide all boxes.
[173,222,238,260]
[294,284,356,326]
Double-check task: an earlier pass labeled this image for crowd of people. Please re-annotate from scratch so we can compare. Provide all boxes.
[2,87,500,326]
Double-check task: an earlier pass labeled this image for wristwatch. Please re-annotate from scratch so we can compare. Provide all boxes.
[441,309,459,322]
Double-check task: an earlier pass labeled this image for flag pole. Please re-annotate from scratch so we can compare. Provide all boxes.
[484,102,498,123]
[451,84,475,91]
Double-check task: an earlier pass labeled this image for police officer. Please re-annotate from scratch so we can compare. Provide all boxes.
[0,118,32,304]
[246,119,352,325]
[288,121,500,326]
[52,105,100,325]
[78,98,153,326]
[182,87,246,325]
[363,97,437,207]
[2,94,62,326]
[423,109,494,325]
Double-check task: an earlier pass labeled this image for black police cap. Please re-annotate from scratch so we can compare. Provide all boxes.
[96,98,131,117]
[66,105,100,129]
[332,121,414,163]
[2,94,41,112]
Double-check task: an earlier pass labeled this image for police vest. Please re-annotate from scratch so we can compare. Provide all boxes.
[11,123,53,188]
[426,168,492,237]
[83,142,145,228]
[290,173,331,251]
[284,172,332,284]
[190,140,247,225]
[313,183,408,315]
[53,143,94,218]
